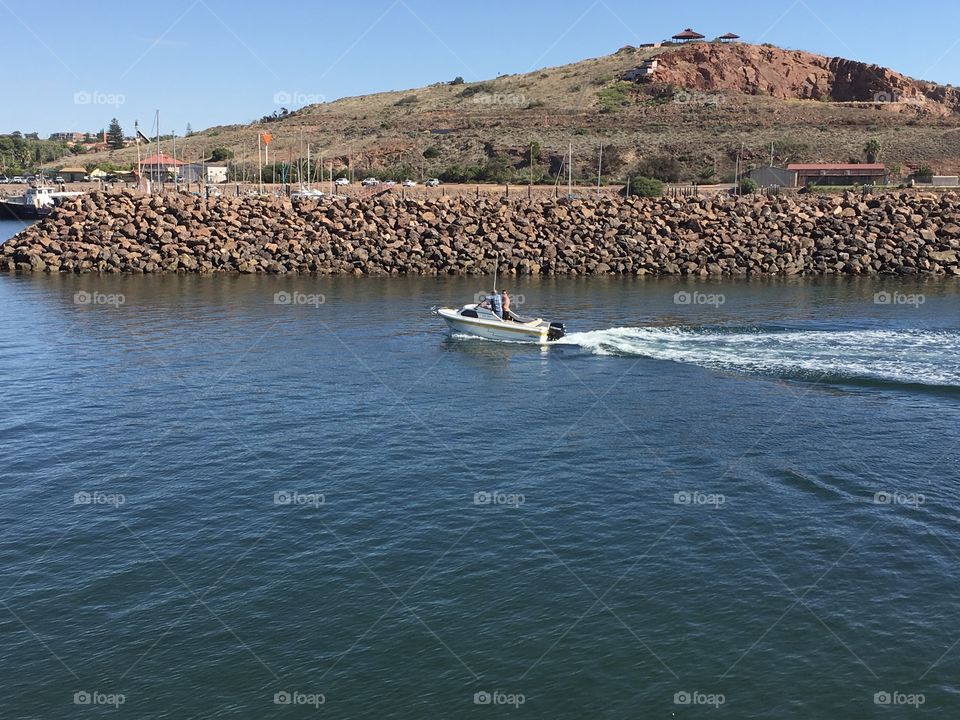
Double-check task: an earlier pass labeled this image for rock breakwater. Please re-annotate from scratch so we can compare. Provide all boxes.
[3,190,960,276]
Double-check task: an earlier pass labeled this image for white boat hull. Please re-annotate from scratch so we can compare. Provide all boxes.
[436,304,564,344]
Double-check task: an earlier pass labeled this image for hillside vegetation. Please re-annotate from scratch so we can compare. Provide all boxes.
[72,42,960,184]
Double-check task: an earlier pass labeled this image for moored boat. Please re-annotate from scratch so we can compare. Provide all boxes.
[0,183,83,220]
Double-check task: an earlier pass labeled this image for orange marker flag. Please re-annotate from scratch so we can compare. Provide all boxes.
[261,132,273,146]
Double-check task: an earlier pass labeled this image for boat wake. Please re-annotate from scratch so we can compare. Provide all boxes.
[562,326,960,389]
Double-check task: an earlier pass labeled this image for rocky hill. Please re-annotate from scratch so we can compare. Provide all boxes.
[75,42,960,182]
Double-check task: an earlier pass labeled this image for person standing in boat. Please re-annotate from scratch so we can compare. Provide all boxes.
[490,292,503,319]
[501,290,511,320]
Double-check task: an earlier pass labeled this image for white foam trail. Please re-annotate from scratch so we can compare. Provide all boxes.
[563,327,960,387]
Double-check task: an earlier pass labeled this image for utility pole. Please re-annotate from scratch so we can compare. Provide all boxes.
[597,143,603,197]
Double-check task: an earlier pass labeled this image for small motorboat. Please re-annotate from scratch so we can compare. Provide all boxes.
[436,295,565,344]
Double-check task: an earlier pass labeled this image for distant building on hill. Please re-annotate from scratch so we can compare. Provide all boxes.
[623,59,659,81]
[717,32,740,42]
[49,131,86,142]
[671,28,705,42]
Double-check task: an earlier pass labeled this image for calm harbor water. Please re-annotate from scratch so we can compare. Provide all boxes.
[2,219,960,718]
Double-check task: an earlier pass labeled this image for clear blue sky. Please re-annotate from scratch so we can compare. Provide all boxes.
[4,0,959,137]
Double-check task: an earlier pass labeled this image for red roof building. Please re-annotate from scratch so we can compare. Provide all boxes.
[139,154,184,182]
[718,32,740,42]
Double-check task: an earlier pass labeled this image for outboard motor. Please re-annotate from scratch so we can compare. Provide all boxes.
[547,322,565,341]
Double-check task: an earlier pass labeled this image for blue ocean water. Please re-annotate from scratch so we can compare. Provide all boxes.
[1,221,959,717]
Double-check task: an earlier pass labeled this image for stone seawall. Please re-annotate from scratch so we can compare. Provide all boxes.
[3,190,960,276]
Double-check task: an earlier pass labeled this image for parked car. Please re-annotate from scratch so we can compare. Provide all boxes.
[334,177,350,186]
[54,176,65,184]
[11,176,25,183]
[361,177,380,187]
[382,180,396,187]
[0,176,8,184]
[401,179,416,187]
[425,178,441,187]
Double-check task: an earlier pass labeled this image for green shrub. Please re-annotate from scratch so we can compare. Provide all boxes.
[626,176,663,197]
[210,147,234,161]
[394,95,418,106]
[738,178,759,194]
[597,81,634,113]
[422,145,441,159]
[634,154,681,182]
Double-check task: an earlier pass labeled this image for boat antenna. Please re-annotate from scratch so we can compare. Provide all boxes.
[492,251,498,294]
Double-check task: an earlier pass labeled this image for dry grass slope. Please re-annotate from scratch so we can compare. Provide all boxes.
[78,43,960,182]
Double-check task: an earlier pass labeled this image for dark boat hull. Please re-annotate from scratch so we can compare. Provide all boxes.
[0,200,52,221]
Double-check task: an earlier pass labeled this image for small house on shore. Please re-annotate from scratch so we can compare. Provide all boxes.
[57,166,87,182]
[750,163,887,188]
[788,163,887,187]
